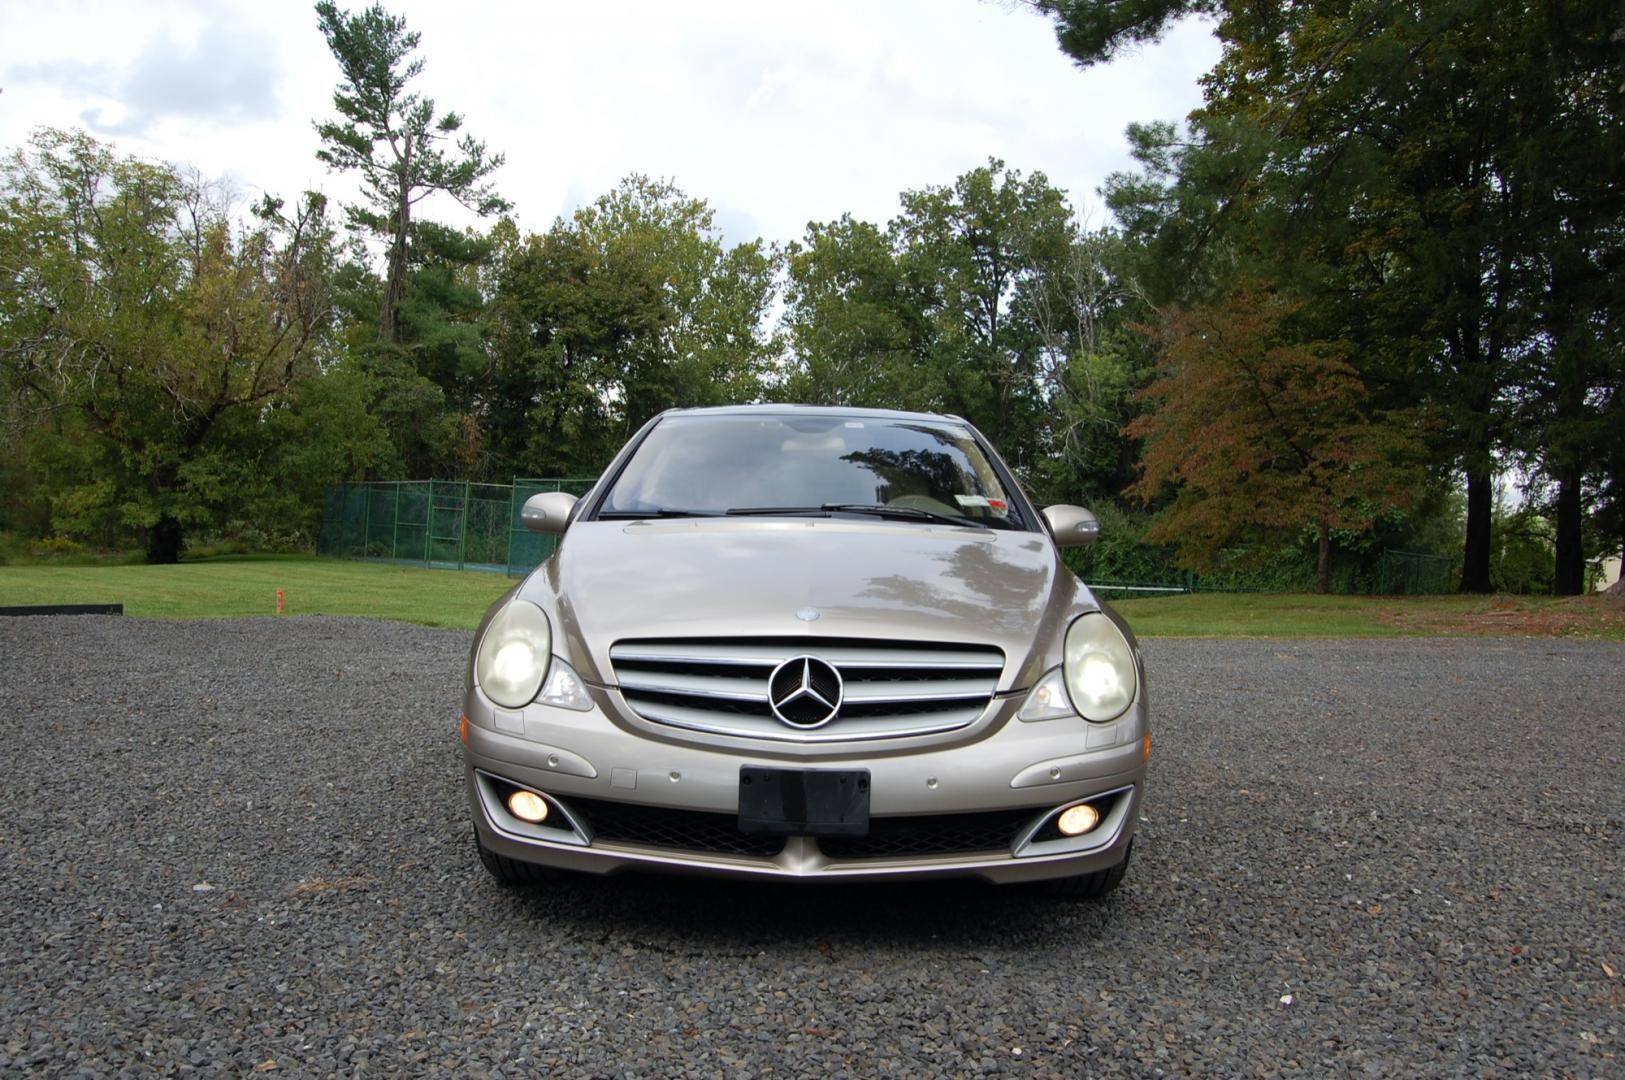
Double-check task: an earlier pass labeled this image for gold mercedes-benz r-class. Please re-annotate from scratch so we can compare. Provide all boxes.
[461,405,1148,896]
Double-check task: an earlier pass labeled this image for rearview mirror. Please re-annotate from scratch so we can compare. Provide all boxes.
[521,491,578,535]
[1041,504,1100,548]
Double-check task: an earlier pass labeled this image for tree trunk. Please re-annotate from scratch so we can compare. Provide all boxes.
[1553,466,1584,595]
[146,516,183,564]
[380,150,412,345]
[1315,518,1331,595]
[381,217,406,344]
[1461,460,1494,593]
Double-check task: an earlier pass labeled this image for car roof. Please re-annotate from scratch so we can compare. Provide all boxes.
[657,404,969,425]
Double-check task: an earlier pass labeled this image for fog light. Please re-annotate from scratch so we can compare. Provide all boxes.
[506,789,549,824]
[1056,802,1100,837]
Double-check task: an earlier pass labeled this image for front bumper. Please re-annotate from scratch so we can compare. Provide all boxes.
[461,686,1148,885]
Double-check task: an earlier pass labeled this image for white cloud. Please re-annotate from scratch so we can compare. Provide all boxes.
[0,0,1220,244]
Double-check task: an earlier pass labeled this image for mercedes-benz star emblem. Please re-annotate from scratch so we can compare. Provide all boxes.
[767,656,843,729]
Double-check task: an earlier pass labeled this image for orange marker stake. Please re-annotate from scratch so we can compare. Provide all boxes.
[276,589,284,615]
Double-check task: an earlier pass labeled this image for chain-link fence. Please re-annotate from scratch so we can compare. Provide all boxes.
[506,478,599,575]
[319,478,597,576]
[322,488,1461,594]
[1084,548,1457,598]
[1372,549,1455,595]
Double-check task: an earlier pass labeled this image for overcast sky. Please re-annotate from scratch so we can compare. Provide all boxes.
[1,0,1219,246]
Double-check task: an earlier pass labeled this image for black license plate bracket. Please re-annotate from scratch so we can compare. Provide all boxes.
[737,766,871,836]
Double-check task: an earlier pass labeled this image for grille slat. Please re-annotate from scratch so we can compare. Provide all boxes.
[843,678,997,703]
[610,637,1003,742]
[612,643,1002,669]
[616,670,770,702]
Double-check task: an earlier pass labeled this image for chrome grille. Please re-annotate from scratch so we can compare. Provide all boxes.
[609,638,1005,742]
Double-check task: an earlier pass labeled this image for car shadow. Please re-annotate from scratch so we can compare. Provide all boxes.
[505,869,1124,950]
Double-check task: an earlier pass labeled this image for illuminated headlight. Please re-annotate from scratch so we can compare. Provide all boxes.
[475,600,552,709]
[1062,612,1138,722]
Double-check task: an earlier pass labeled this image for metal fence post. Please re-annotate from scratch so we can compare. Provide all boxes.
[506,483,520,577]
[424,480,434,565]
[457,480,470,570]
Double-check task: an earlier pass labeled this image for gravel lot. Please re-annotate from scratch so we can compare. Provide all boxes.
[0,616,1619,1078]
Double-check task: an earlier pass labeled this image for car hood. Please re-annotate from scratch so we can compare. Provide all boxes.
[523,518,1086,692]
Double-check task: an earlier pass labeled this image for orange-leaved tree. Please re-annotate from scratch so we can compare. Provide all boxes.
[1126,283,1423,593]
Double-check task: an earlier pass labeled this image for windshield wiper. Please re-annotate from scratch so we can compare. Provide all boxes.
[597,508,722,520]
[725,504,989,528]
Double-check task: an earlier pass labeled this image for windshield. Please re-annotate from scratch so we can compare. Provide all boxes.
[599,414,1027,529]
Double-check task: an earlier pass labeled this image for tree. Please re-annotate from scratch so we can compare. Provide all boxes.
[572,176,778,436]
[1033,0,1625,594]
[1513,5,1625,594]
[1023,228,1147,503]
[313,1,507,345]
[891,160,1077,468]
[0,130,338,561]
[1127,283,1423,593]
[208,361,399,546]
[483,177,780,474]
[780,162,1140,503]
[779,214,936,408]
[482,218,633,476]
[1026,0,1214,68]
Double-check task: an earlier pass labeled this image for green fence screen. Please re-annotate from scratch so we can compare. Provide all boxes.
[1372,549,1455,595]
[1083,548,1457,598]
[319,477,597,576]
[322,486,1459,594]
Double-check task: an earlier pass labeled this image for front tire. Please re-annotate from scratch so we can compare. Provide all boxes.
[1044,840,1132,899]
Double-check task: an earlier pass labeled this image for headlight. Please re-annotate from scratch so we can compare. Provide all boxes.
[1062,611,1138,722]
[475,600,552,708]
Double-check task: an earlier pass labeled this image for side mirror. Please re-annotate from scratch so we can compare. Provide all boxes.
[1041,504,1100,548]
[521,491,578,535]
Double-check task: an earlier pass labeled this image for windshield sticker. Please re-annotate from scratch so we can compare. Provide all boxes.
[955,494,990,508]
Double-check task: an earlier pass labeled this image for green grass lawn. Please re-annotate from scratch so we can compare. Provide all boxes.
[0,555,515,629]
[1112,592,1401,637]
[1,556,1619,638]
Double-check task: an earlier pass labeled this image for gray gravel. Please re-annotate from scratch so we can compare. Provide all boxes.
[0,616,1620,1078]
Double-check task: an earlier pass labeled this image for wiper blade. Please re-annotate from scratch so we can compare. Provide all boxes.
[723,506,828,517]
[597,508,722,520]
[725,504,989,528]
[824,503,989,527]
